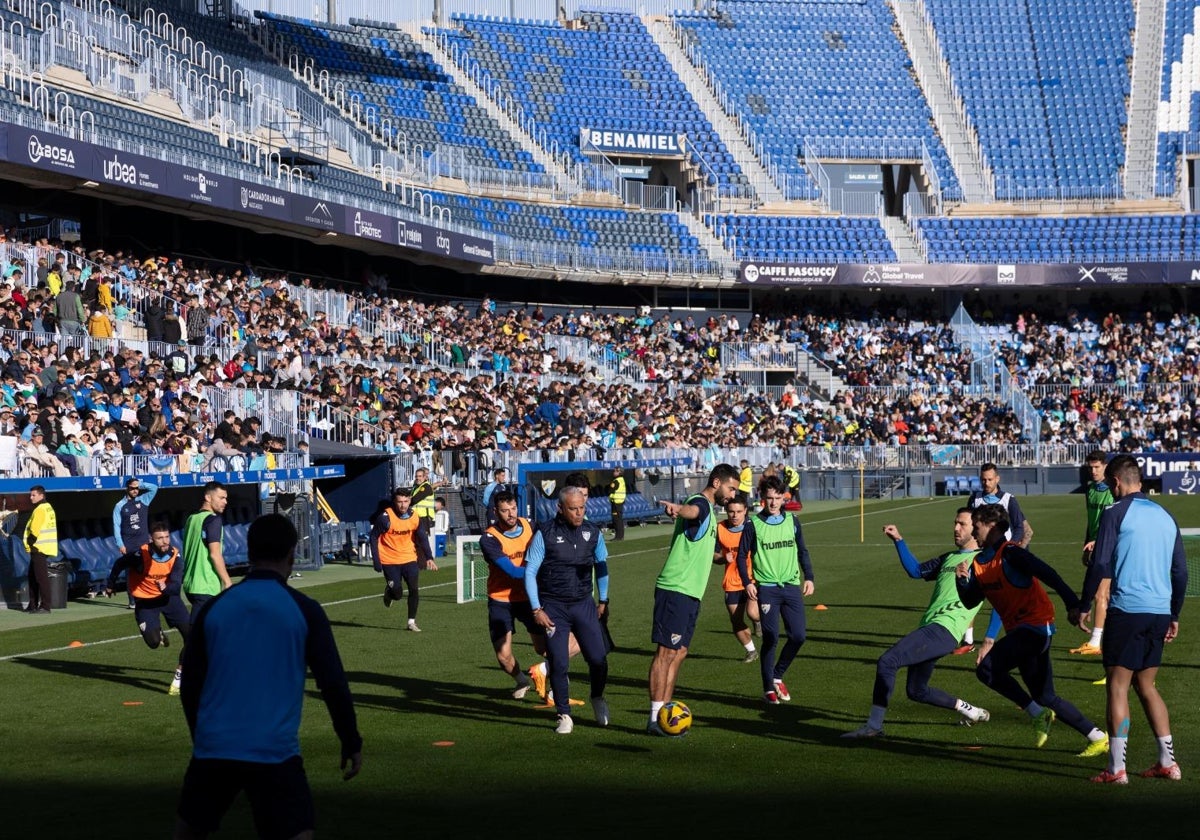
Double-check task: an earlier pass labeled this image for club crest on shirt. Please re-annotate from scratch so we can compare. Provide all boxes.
[583,532,591,542]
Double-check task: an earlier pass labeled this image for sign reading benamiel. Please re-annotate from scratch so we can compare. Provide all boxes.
[582,128,684,156]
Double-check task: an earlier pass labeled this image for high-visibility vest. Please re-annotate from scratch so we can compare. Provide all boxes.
[412,481,436,519]
[610,476,626,504]
[25,501,58,556]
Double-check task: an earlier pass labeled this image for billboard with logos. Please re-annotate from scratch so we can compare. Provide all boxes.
[0,122,493,265]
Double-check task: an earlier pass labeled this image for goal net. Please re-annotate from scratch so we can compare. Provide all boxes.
[1178,529,1200,597]
[455,536,488,604]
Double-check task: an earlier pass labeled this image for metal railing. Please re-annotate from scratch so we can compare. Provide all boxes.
[950,303,1042,442]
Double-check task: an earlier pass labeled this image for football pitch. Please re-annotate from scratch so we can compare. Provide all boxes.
[1,494,1197,837]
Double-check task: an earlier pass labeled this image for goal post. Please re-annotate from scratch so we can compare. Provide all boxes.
[1177,528,1200,597]
[454,455,691,605]
[455,535,486,604]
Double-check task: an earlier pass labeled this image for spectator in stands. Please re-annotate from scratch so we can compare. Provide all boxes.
[54,281,86,336]
[19,427,69,477]
[199,429,243,471]
[95,434,125,476]
[87,302,115,338]
[162,304,184,346]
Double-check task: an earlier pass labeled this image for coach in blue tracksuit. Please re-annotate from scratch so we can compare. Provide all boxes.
[113,478,159,554]
[524,486,611,735]
[176,514,363,838]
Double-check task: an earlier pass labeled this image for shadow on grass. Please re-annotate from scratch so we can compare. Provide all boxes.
[12,656,173,693]
[333,670,555,730]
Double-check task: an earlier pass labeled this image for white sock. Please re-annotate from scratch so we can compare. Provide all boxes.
[1110,735,1128,774]
[743,641,756,652]
[538,661,548,677]
[1089,627,1103,647]
[1086,728,1105,742]
[650,700,664,723]
[1158,735,1176,767]
[867,705,887,730]
[1025,702,1045,718]
[963,626,974,645]
[955,699,981,721]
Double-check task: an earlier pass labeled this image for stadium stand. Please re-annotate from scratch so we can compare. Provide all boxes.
[433,11,749,191]
[1158,0,1200,191]
[922,0,1131,198]
[671,0,960,200]
[254,12,547,178]
[918,215,1200,263]
[709,214,896,264]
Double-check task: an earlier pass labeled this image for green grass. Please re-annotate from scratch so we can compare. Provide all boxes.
[2,494,1199,838]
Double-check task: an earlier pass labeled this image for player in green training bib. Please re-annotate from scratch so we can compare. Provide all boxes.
[734,475,815,705]
[1070,450,1114,658]
[182,481,231,619]
[843,508,991,738]
[646,464,740,736]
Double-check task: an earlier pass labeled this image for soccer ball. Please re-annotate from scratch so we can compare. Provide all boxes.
[658,700,693,736]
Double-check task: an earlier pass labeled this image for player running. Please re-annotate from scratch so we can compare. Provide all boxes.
[735,475,815,705]
[371,487,438,632]
[479,491,545,699]
[715,493,759,663]
[842,510,990,738]
[106,521,190,694]
[955,504,1108,756]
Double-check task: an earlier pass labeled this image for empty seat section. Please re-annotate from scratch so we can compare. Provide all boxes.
[672,0,959,200]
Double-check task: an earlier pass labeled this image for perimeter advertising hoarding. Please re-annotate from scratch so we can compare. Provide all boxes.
[739,261,1200,286]
[0,122,493,265]
[396,217,496,264]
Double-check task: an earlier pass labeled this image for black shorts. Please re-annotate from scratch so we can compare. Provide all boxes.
[652,587,701,650]
[177,755,314,840]
[1103,609,1172,671]
[487,598,545,644]
[724,589,748,608]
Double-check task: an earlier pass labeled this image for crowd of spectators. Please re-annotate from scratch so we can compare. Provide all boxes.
[4,228,1200,480]
[991,308,1200,450]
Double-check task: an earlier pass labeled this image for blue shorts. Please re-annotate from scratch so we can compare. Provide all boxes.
[724,589,748,608]
[652,587,701,650]
[487,598,544,644]
[135,595,190,640]
[1103,609,1171,671]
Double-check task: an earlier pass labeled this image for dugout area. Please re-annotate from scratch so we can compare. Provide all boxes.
[517,456,691,526]
[0,482,260,608]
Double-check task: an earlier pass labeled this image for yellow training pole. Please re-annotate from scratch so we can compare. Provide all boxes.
[859,462,865,542]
